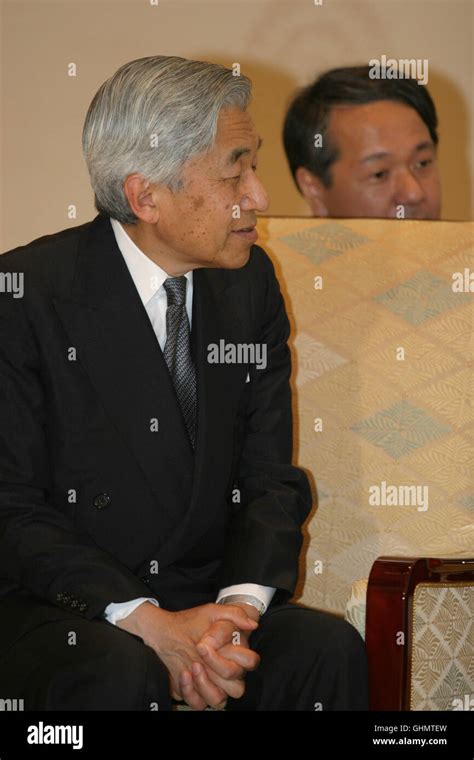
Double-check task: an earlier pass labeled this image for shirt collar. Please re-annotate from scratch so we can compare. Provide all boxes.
[110,217,193,308]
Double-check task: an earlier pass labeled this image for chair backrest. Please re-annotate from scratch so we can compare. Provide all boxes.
[256,217,474,615]
[366,556,474,710]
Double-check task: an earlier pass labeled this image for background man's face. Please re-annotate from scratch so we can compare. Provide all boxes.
[299,100,441,219]
[149,106,268,271]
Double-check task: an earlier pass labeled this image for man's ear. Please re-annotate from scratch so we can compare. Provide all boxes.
[295,167,329,217]
[123,173,161,224]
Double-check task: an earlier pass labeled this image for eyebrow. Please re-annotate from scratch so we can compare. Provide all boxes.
[225,136,263,166]
[359,141,435,165]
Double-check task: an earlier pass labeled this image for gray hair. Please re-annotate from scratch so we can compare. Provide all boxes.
[82,56,252,223]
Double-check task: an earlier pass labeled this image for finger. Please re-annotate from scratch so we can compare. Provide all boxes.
[203,664,246,701]
[189,661,230,709]
[170,675,183,702]
[195,642,245,680]
[179,668,208,711]
[227,644,261,671]
[210,604,259,632]
[200,641,261,673]
[197,620,239,650]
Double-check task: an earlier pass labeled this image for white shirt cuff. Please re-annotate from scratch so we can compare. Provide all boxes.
[216,584,276,614]
[104,597,160,625]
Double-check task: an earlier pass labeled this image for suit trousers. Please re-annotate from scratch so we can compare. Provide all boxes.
[0,594,368,711]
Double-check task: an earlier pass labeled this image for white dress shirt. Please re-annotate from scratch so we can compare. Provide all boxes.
[104,218,275,624]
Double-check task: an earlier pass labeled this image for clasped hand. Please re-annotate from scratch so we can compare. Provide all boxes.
[175,604,261,710]
[118,600,261,711]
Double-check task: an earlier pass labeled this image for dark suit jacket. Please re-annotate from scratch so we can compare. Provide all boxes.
[0,214,311,651]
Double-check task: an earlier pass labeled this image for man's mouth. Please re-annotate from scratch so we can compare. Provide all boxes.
[231,225,258,241]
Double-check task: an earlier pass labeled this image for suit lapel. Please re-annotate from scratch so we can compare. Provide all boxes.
[53,215,194,538]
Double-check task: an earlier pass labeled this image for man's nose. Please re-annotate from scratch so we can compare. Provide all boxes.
[241,172,269,213]
[394,169,426,207]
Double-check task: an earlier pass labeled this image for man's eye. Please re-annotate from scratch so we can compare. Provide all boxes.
[415,159,432,169]
[372,170,389,180]
[225,167,257,181]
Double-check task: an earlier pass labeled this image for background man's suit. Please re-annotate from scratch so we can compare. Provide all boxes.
[0,214,367,710]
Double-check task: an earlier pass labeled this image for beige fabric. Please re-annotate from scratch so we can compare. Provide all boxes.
[345,579,368,640]
[410,583,474,710]
[256,217,473,615]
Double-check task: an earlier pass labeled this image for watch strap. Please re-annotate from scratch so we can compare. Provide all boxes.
[217,593,265,616]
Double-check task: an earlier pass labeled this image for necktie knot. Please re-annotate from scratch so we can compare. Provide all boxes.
[163,276,187,306]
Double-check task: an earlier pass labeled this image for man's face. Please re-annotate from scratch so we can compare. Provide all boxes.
[142,106,268,272]
[298,100,441,219]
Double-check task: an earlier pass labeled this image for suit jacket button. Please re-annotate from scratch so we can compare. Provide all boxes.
[94,492,111,509]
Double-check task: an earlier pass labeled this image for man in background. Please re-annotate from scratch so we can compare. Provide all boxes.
[283,65,441,219]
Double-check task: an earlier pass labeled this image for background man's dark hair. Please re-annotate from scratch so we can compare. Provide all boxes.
[283,65,439,190]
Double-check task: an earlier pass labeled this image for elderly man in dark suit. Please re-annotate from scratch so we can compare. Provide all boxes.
[0,56,367,711]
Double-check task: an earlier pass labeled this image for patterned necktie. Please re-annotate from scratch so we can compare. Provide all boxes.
[162,276,197,448]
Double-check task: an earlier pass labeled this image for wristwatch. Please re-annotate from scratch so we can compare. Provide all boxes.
[217,593,265,617]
